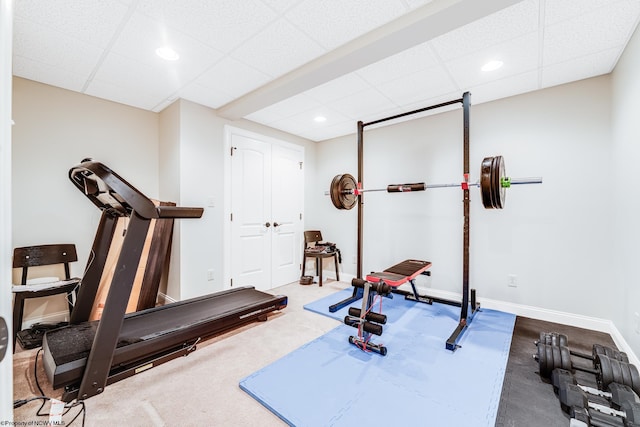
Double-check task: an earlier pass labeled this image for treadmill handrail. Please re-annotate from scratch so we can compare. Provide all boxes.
[156,206,204,219]
[69,160,157,219]
[69,160,203,220]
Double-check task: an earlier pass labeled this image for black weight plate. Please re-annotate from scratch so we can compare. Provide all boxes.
[538,331,548,346]
[330,174,344,209]
[537,343,546,376]
[492,155,506,209]
[538,344,550,377]
[491,156,500,209]
[330,174,358,210]
[560,345,572,371]
[546,344,555,377]
[557,333,569,347]
[551,345,561,373]
[593,344,604,362]
[599,354,614,390]
[611,358,624,386]
[629,363,640,396]
[480,157,495,209]
[619,360,632,388]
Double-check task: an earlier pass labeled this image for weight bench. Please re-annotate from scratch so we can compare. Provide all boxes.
[341,259,432,355]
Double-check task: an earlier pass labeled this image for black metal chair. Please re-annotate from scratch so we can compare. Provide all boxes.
[11,244,80,351]
[302,230,339,287]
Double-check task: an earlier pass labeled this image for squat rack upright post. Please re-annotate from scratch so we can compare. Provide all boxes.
[356,91,479,351]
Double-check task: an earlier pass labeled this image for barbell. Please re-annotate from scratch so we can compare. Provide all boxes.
[327,155,542,210]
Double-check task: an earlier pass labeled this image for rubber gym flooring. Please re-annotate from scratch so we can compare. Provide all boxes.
[496,316,618,426]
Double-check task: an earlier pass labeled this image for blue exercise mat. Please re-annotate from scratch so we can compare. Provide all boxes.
[240,290,515,427]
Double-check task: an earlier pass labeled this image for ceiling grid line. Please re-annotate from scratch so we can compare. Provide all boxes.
[11,0,640,141]
[80,0,139,93]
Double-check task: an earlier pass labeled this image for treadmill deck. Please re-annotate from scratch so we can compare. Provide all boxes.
[43,286,287,391]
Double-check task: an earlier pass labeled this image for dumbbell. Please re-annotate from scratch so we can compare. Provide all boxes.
[554,369,640,426]
[537,332,629,365]
[570,401,640,427]
[535,344,640,396]
[553,369,639,411]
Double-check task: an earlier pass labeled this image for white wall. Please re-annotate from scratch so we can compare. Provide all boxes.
[161,99,316,300]
[12,77,159,323]
[611,24,640,358]
[315,76,614,320]
[11,79,316,315]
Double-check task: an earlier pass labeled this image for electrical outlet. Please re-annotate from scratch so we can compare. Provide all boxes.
[207,269,215,281]
[507,274,517,288]
[352,255,356,264]
[635,312,640,334]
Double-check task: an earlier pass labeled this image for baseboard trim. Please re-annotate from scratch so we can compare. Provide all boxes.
[418,286,640,366]
[331,281,640,365]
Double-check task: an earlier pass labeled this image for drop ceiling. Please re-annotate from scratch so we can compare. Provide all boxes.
[12,0,640,142]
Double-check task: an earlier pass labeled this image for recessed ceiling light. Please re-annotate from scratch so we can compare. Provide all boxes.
[155,46,180,61]
[481,60,503,72]
[314,116,327,123]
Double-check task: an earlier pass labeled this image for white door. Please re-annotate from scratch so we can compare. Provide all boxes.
[227,127,304,291]
[271,144,303,286]
[230,134,272,291]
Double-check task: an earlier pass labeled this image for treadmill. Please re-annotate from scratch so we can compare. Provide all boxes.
[42,159,287,402]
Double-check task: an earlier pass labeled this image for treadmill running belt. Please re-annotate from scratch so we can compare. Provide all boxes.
[43,286,286,390]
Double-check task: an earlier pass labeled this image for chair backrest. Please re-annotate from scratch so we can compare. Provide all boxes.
[304,231,323,246]
[13,244,78,285]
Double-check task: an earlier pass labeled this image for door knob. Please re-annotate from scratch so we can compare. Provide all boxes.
[264,222,271,228]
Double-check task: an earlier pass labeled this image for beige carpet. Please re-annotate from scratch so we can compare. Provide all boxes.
[13,280,348,426]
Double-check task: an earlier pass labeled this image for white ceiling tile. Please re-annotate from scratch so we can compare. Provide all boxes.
[541,48,621,88]
[260,0,303,14]
[230,18,326,78]
[445,32,539,88]
[376,65,457,106]
[467,70,539,105]
[543,1,640,66]
[178,83,237,110]
[89,52,180,101]
[268,114,353,142]
[304,74,371,104]
[85,78,163,111]
[358,104,409,125]
[544,0,623,26]
[197,57,273,100]
[285,0,408,50]
[136,0,278,53]
[13,17,104,77]
[431,0,540,62]
[246,94,322,124]
[300,121,355,142]
[110,12,224,86]
[357,42,439,86]
[13,55,88,92]
[330,88,397,120]
[14,0,130,48]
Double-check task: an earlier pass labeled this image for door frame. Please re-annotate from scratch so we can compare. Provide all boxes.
[1,0,13,418]
[223,125,305,291]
